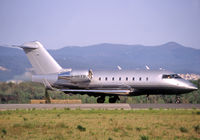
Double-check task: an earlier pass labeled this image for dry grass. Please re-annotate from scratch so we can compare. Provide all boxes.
[0,109,200,140]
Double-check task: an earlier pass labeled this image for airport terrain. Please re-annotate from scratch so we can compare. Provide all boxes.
[0,109,200,140]
[1,104,200,110]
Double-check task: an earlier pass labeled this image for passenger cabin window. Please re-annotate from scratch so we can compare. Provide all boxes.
[146,77,148,81]
[132,77,135,81]
[112,77,114,81]
[139,77,142,81]
[99,77,101,81]
[105,77,108,81]
[162,74,181,79]
[126,77,128,81]
[119,77,121,81]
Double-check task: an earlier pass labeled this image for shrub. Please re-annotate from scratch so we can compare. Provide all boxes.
[193,125,200,133]
[1,129,7,135]
[140,135,149,140]
[136,127,142,131]
[180,127,188,133]
[77,125,86,132]
[196,111,200,115]
[23,117,28,121]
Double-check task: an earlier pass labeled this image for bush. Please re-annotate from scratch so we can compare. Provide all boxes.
[136,127,142,131]
[140,135,149,140]
[193,125,200,133]
[1,129,7,135]
[196,112,200,115]
[180,127,188,133]
[23,117,28,121]
[77,125,86,132]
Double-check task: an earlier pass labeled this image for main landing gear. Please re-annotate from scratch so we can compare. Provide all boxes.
[97,96,105,103]
[97,96,120,103]
[45,88,51,103]
[109,96,120,103]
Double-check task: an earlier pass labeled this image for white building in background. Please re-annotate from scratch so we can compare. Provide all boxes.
[179,74,200,80]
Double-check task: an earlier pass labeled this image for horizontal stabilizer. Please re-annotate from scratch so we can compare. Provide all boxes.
[61,89,131,95]
[17,45,38,49]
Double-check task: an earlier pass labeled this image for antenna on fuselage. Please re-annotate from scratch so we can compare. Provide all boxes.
[145,65,150,70]
[159,68,165,70]
[117,65,122,70]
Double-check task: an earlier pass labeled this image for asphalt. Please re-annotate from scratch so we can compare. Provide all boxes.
[0,104,200,110]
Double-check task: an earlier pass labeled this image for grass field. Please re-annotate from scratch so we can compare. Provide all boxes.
[0,109,200,140]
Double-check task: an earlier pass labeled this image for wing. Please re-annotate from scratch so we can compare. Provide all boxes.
[60,89,131,95]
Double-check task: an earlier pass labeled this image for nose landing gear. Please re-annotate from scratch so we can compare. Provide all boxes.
[97,96,105,103]
[175,95,181,104]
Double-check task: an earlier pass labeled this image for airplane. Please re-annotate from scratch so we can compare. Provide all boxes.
[18,41,198,103]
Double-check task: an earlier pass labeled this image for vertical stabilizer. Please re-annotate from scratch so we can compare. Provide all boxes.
[20,41,62,74]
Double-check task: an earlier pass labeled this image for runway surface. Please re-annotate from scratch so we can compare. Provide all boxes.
[0,104,200,110]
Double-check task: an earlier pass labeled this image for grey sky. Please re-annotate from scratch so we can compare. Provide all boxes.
[0,0,200,49]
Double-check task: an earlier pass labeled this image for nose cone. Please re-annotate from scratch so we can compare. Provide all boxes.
[176,79,198,92]
[185,83,198,91]
[187,85,198,90]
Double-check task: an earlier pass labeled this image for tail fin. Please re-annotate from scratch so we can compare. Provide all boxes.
[19,41,62,74]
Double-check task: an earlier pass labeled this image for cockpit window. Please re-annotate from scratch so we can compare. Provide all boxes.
[162,74,181,79]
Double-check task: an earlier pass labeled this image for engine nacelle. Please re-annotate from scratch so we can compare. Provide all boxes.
[58,69,93,83]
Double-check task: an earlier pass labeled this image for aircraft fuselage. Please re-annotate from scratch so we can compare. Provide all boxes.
[33,69,197,97]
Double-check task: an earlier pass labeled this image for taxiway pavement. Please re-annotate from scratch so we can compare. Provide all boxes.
[0,104,200,110]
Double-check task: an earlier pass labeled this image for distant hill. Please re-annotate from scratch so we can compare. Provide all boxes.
[0,42,200,81]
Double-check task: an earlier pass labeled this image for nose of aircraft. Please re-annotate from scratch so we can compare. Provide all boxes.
[177,79,198,92]
[185,83,198,91]
[187,85,198,90]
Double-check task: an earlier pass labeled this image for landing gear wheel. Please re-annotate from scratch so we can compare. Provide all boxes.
[97,97,105,103]
[109,98,117,103]
[109,96,120,103]
[175,96,181,104]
